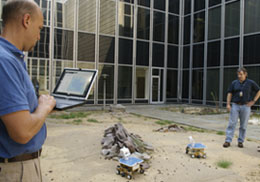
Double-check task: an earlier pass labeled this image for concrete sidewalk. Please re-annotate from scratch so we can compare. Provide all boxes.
[125,104,260,141]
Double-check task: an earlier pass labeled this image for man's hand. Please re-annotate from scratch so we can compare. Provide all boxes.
[226,104,231,112]
[246,100,255,107]
[37,95,56,114]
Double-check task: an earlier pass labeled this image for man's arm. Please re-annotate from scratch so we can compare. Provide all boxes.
[247,90,260,107]
[226,93,232,112]
[0,95,56,144]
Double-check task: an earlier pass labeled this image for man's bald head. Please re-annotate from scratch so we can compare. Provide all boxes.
[2,0,41,27]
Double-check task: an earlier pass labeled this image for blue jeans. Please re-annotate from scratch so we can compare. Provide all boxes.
[225,103,251,143]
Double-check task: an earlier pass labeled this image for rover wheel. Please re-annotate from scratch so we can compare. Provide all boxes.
[127,175,132,180]
[116,169,120,175]
[191,154,195,158]
[121,172,125,177]
[185,147,189,154]
[203,154,207,159]
[140,169,145,174]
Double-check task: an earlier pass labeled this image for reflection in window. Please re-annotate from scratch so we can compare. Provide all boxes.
[154,0,165,11]
[168,15,179,44]
[185,0,191,15]
[244,34,260,65]
[183,46,190,68]
[78,33,95,62]
[119,3,134,37]
[136,67,149,99]
[54,29,73,60]
[224,38,239,66]
[136,41,149,66]
[207,41,220,67]
[209,0,221,7]
[153,43,164,67]
[153,11,165,42]
[137,7,150,40]
[206,69,219,101]
[99,36,115,63]
[193,11,205,43]
[100,0,115,35]
[193,44,204,68]
[184,16,191,44]
[78,0,96,33]
[168,45,178,68]
[225,1,240,37]
[244,0,260,34]
[208,7,221,40]
[167,70,177,98]
[192,70,203,100]
[169,0,179,14]
[119,38,133,65]
[55,1,75,29]
[98,64,114,100]
[194,0,205,12]
[223,67,238,101]
[138,0,150,7]
[182,70,189,98]
[118,66,132,99]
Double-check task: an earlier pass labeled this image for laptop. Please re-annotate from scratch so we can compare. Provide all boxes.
[52,68,98,110]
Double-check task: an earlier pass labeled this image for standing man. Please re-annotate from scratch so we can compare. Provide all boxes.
[223,67,260,148]
[0,0,56,181]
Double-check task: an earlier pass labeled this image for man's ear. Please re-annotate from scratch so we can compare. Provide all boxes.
[22,13,31,29]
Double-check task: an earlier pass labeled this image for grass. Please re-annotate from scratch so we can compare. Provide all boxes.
[49,112,90,119]
[155,120,173,125]
[216,160,233,169]
[87,118,99,123]
[183,126,206,133]
[73,119,83,124]
[216,131,225,135]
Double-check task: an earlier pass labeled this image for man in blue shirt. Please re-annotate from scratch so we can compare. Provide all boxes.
[223,67,260,148]
[0,0,56,181]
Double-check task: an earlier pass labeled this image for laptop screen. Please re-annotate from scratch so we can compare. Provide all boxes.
[53,68,97,98]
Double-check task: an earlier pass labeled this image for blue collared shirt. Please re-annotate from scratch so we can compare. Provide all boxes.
[227,78,260,104]
[0,37,46,158]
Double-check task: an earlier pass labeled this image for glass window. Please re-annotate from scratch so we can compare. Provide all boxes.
[223,67,238,101]
[120,0,134,3]
[99,35,115,63]
[98,64,114,100]
[208,7,221,40]
[209,0,221,7]
[225,1,240,37]
[54,29,73,60]
[166,70,178,98]
[168,15,179,44]
[78,0,96,33]
[55,1,75,29]
[207,41,220,67]
[136,41,149,66]
[137,7,150,40]
[119,38,133,65]
[244,34,260,65]
[184,0,191,15]
[193,44,204,68]
[153,11,165,42]
[138,0,150,7]
[184,16,191,44]
[154,0,165,11]
[119,3,134,37]
[118,66,132,99]
[169,0,180,14]
[206,69,219,101]
[193,11,205,43]
[192,69,203,100]
[194,0,205,12]
[182,70,189,98]
[168,45,178,68]
[78,33,95,62]
[136,67,149,99]
[100,0,116,35]
[152,43,164,67]
[224,38,239,66]
[77,62,95,69]
[244,0,260,34]
[183,46,190,68]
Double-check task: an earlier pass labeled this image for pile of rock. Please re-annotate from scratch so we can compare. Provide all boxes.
[154,124,185,132]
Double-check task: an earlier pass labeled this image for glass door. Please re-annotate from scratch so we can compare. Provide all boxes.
[150,68,164,104]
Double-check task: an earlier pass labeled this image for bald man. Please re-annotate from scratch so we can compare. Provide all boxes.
[0,0,56,181]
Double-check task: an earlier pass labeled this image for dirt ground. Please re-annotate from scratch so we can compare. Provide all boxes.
[41,110,260,182]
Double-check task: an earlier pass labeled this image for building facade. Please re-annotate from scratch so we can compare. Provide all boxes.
[0,0,260,107]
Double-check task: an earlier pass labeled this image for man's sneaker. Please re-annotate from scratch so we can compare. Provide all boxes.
[238,142,243,148]
[223,142,230,148]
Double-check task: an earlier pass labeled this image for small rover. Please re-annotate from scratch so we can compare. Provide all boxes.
[186,143,207,159]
